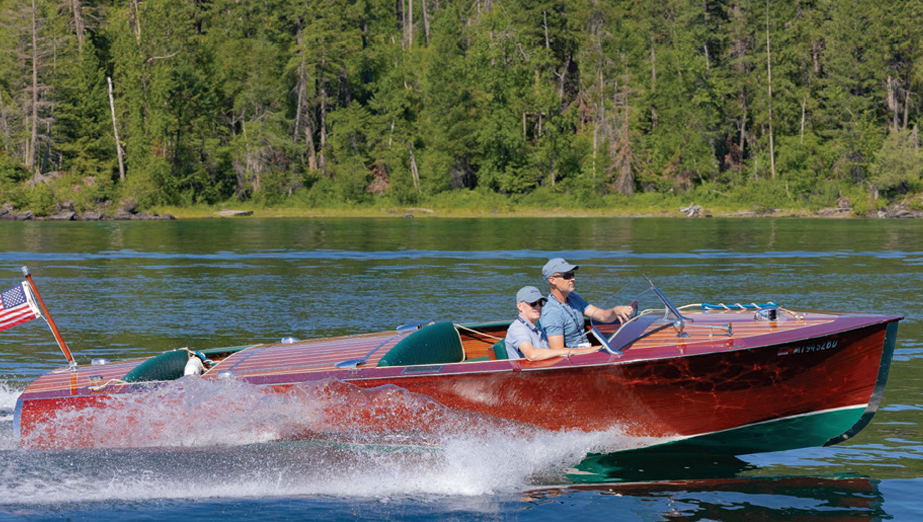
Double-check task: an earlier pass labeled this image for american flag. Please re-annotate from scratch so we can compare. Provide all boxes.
[0,282,39,332]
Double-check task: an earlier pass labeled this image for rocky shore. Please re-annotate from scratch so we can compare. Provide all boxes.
[4,198,923,221]
[0,201,175,221]
[678,196,923,219]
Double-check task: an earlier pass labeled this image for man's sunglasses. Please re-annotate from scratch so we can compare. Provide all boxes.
[527,299,547,307]
[553,272,575,280]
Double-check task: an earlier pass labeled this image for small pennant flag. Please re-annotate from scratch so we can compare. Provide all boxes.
[0,282,40,332]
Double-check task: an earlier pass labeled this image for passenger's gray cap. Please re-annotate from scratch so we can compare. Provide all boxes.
[516,286,546,303]
[542,258,579,279]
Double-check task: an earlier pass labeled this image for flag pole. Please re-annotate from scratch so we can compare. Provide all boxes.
[21,266,76,369]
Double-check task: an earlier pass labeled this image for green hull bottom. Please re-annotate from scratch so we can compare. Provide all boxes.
[266,407,869,474]
[623,405,868,456]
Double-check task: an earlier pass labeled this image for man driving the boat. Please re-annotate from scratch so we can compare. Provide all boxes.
[505,286,600,361]
[541,258,634,350]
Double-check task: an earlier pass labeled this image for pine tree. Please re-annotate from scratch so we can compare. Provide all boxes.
[55,36,115,179]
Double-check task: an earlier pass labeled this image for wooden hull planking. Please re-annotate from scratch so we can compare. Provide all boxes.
[14,310,900,455]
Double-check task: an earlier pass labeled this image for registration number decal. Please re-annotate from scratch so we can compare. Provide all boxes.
[777,339,838,356]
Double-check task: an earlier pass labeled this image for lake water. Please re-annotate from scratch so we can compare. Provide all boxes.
[0,217,921,521]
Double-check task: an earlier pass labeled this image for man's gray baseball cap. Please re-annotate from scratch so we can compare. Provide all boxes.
[516,286,546,304]
[541,258,579,279]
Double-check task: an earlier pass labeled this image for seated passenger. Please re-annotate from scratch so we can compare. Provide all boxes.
[505,286,600,361]
[540,258,634,350]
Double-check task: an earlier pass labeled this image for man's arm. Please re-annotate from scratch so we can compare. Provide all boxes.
[547,334,566,350]
[585,304,633,323]
[519,341,598,361]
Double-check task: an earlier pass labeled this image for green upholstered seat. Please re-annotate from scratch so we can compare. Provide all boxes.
[121,345,251,382]
[377,321,464,367]
[492,339,508,360]
[123,349,189,382]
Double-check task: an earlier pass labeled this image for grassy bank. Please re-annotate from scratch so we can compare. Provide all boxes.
[3,171,902,220]
[149,192,817,220]
[146,177,908,219]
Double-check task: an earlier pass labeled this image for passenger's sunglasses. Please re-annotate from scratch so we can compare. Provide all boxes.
[527,300,547,307]
[553,272,575,280]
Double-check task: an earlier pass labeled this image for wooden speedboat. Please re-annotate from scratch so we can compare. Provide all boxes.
[14,281,902,455]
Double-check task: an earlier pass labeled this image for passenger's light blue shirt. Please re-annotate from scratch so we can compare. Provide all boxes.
[541,292,589,347]
[505,316,549,359]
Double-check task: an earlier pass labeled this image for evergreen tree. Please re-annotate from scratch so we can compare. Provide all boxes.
[0,0,921,211]
[55,36,115,180]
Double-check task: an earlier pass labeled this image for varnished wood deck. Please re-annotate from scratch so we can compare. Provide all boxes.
[15,308,901,452]
[20,310,858,397]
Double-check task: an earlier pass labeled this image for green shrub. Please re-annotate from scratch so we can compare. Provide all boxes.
[839,185,873,216]
[870,130,922,196]
[802,179,844,210]
[73,175,114,212]
[851,198,870,216]
[0,155,30,184]
[119,158,172,208]
[517,186,568,209]
[0,183,27,209]
[732,178,792,209]
[29,184,56,216]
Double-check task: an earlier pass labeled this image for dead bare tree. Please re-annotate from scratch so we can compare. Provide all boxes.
[650,37,657,129]
[107,77,125,180]
[407,0,413,50]
[70,0,84,52]
[292,22,318,171]
[610,81,634,196]
[409,142,420,193]
[28,0,39,173]
[766,0,776,178]
[421,0,430,46]
[0,90,10,153]
[318,54,328,175]
[19,0,58,176]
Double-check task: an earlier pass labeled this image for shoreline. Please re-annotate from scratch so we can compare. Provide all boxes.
[5,203,923,221]
[93,204,908,220]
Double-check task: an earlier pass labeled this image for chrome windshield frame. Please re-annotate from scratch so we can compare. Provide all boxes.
[593,280,681,355]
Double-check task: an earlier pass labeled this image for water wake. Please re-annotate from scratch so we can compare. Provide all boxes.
[0,381,23,451]
[4,377,660,503]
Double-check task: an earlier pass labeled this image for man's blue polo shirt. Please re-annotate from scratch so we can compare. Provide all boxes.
[505,316,549,359]
[541,292,589,347]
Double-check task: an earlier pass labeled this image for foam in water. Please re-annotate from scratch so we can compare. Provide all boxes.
[0,381,20,416]
[4,377,665,503]
[0,381,23,450]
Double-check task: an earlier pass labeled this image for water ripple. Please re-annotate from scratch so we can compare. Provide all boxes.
[1,249,920,262]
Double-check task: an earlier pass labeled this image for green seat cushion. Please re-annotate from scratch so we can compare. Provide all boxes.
[123,349,189,382]
[492,339,508,360]
[377,321,465,367]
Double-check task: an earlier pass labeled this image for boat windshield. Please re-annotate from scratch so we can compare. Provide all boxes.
[590,280,691,354]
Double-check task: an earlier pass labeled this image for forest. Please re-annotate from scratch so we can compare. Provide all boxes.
[0,0,921,216]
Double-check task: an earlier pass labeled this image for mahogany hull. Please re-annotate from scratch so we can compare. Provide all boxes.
[344,320,896,453]
[14,311,901,455]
